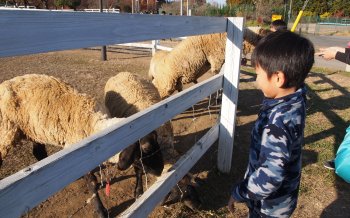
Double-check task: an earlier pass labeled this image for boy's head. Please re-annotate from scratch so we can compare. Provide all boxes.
[251,31,314,91]
[270,19,287,32]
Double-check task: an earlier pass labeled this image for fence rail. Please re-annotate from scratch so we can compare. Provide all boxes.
[0,11,227,57]
[83,8,120,13]
[0,10,244,217]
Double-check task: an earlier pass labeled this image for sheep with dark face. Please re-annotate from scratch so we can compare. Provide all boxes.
[105,72,172,197]
[104,72,201,209]
[0,74,163,218]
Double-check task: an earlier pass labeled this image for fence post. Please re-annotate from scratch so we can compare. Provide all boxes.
[217,17,244,173]
[100,0,107,61]
[151,40,158,56]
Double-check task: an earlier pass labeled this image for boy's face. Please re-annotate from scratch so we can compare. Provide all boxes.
[255,65,278,98]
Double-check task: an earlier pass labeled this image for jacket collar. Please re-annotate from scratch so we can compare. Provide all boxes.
[261,84,307,111]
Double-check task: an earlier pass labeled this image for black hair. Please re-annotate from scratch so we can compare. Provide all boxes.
[270,19,287,31]
[251,31,314,89]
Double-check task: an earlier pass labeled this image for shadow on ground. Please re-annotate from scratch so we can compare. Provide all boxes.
[306,72,350,217]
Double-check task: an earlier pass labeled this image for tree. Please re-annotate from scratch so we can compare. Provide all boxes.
[79,0,97,8]
[33,0,55,8]
[227,0,241,5]
[253,0,285,23]
[331,0,350,16]
[290,0,349,17]
[308,0,329,15]
[54,0,81,9]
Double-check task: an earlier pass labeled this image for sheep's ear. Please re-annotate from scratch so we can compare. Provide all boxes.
[151,130,158,142]
[140,131,159,152]
[117,143,139,170]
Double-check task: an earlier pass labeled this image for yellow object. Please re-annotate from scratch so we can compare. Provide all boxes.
[320,12,331,19]
[291,10,304,32]
[272,14,282,21]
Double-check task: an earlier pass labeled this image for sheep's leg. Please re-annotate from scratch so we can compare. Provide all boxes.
[134,165,144,198]
[160,191,173,206]
[161,176,202,210]
[182,184,201,211]
[84,172,107,218]
[160,188,181,206]
[0,115,20,167]
[32,143,48,161]
[180,174,202,210]
[175,78,183,92]
[208,56,223,75]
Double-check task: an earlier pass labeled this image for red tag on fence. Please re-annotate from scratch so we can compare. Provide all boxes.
[105,182,110,197]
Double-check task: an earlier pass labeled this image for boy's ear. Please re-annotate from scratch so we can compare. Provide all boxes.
[275,71,286,88]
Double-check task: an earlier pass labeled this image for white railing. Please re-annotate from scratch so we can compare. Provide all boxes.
[83,8,120,13]
[115,40,174,56]
[0,10,243,217]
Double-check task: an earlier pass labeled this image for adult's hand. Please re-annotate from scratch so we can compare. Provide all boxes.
[316,47,346,60]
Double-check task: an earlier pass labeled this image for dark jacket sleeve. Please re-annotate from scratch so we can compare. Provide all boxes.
[335,48,350,65]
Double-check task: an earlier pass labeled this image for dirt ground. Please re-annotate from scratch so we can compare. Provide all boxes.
[0,45,349,218]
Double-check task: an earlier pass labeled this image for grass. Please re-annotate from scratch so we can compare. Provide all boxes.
[299,69,350,210]
[312,66,350,77]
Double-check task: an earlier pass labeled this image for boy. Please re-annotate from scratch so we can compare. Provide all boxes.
[228,31,315,217]
[270,19,288,32]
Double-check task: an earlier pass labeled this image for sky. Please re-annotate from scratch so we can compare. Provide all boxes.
[206,0,227,7]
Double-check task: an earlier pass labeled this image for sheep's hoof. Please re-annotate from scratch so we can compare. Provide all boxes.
[182,185,201,211]
[95,208,107,218]
[193,177,205,187]
[183,198,201,211]
[134,189,143,199]
[241,58,248,66]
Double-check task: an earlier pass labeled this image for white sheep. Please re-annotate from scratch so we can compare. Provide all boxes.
[149,33,225,99]
[0,74,121,154]
[149,28,271,98]
[104,72,200,209]
[0,74,163,217]
[105,71,174,150]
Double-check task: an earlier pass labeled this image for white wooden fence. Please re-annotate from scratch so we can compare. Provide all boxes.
[84,8,120,13]
[0,10,244,217]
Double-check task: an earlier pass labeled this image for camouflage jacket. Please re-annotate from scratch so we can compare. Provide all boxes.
[232,86,307,218]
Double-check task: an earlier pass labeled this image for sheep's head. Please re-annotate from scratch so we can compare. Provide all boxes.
[117,131,164,176]
[136,131,164,176]
[117,143,139,171]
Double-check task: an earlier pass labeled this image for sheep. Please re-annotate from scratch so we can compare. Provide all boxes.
[104,72,172,194]
[104,72,201,209]
[149,33,225,99]
[241,27,271,65]
[0,74,164,218]
[149,27,271,98]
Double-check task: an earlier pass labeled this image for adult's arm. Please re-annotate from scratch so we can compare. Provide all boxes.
[316,47,345,61]
[335,48,350,64]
